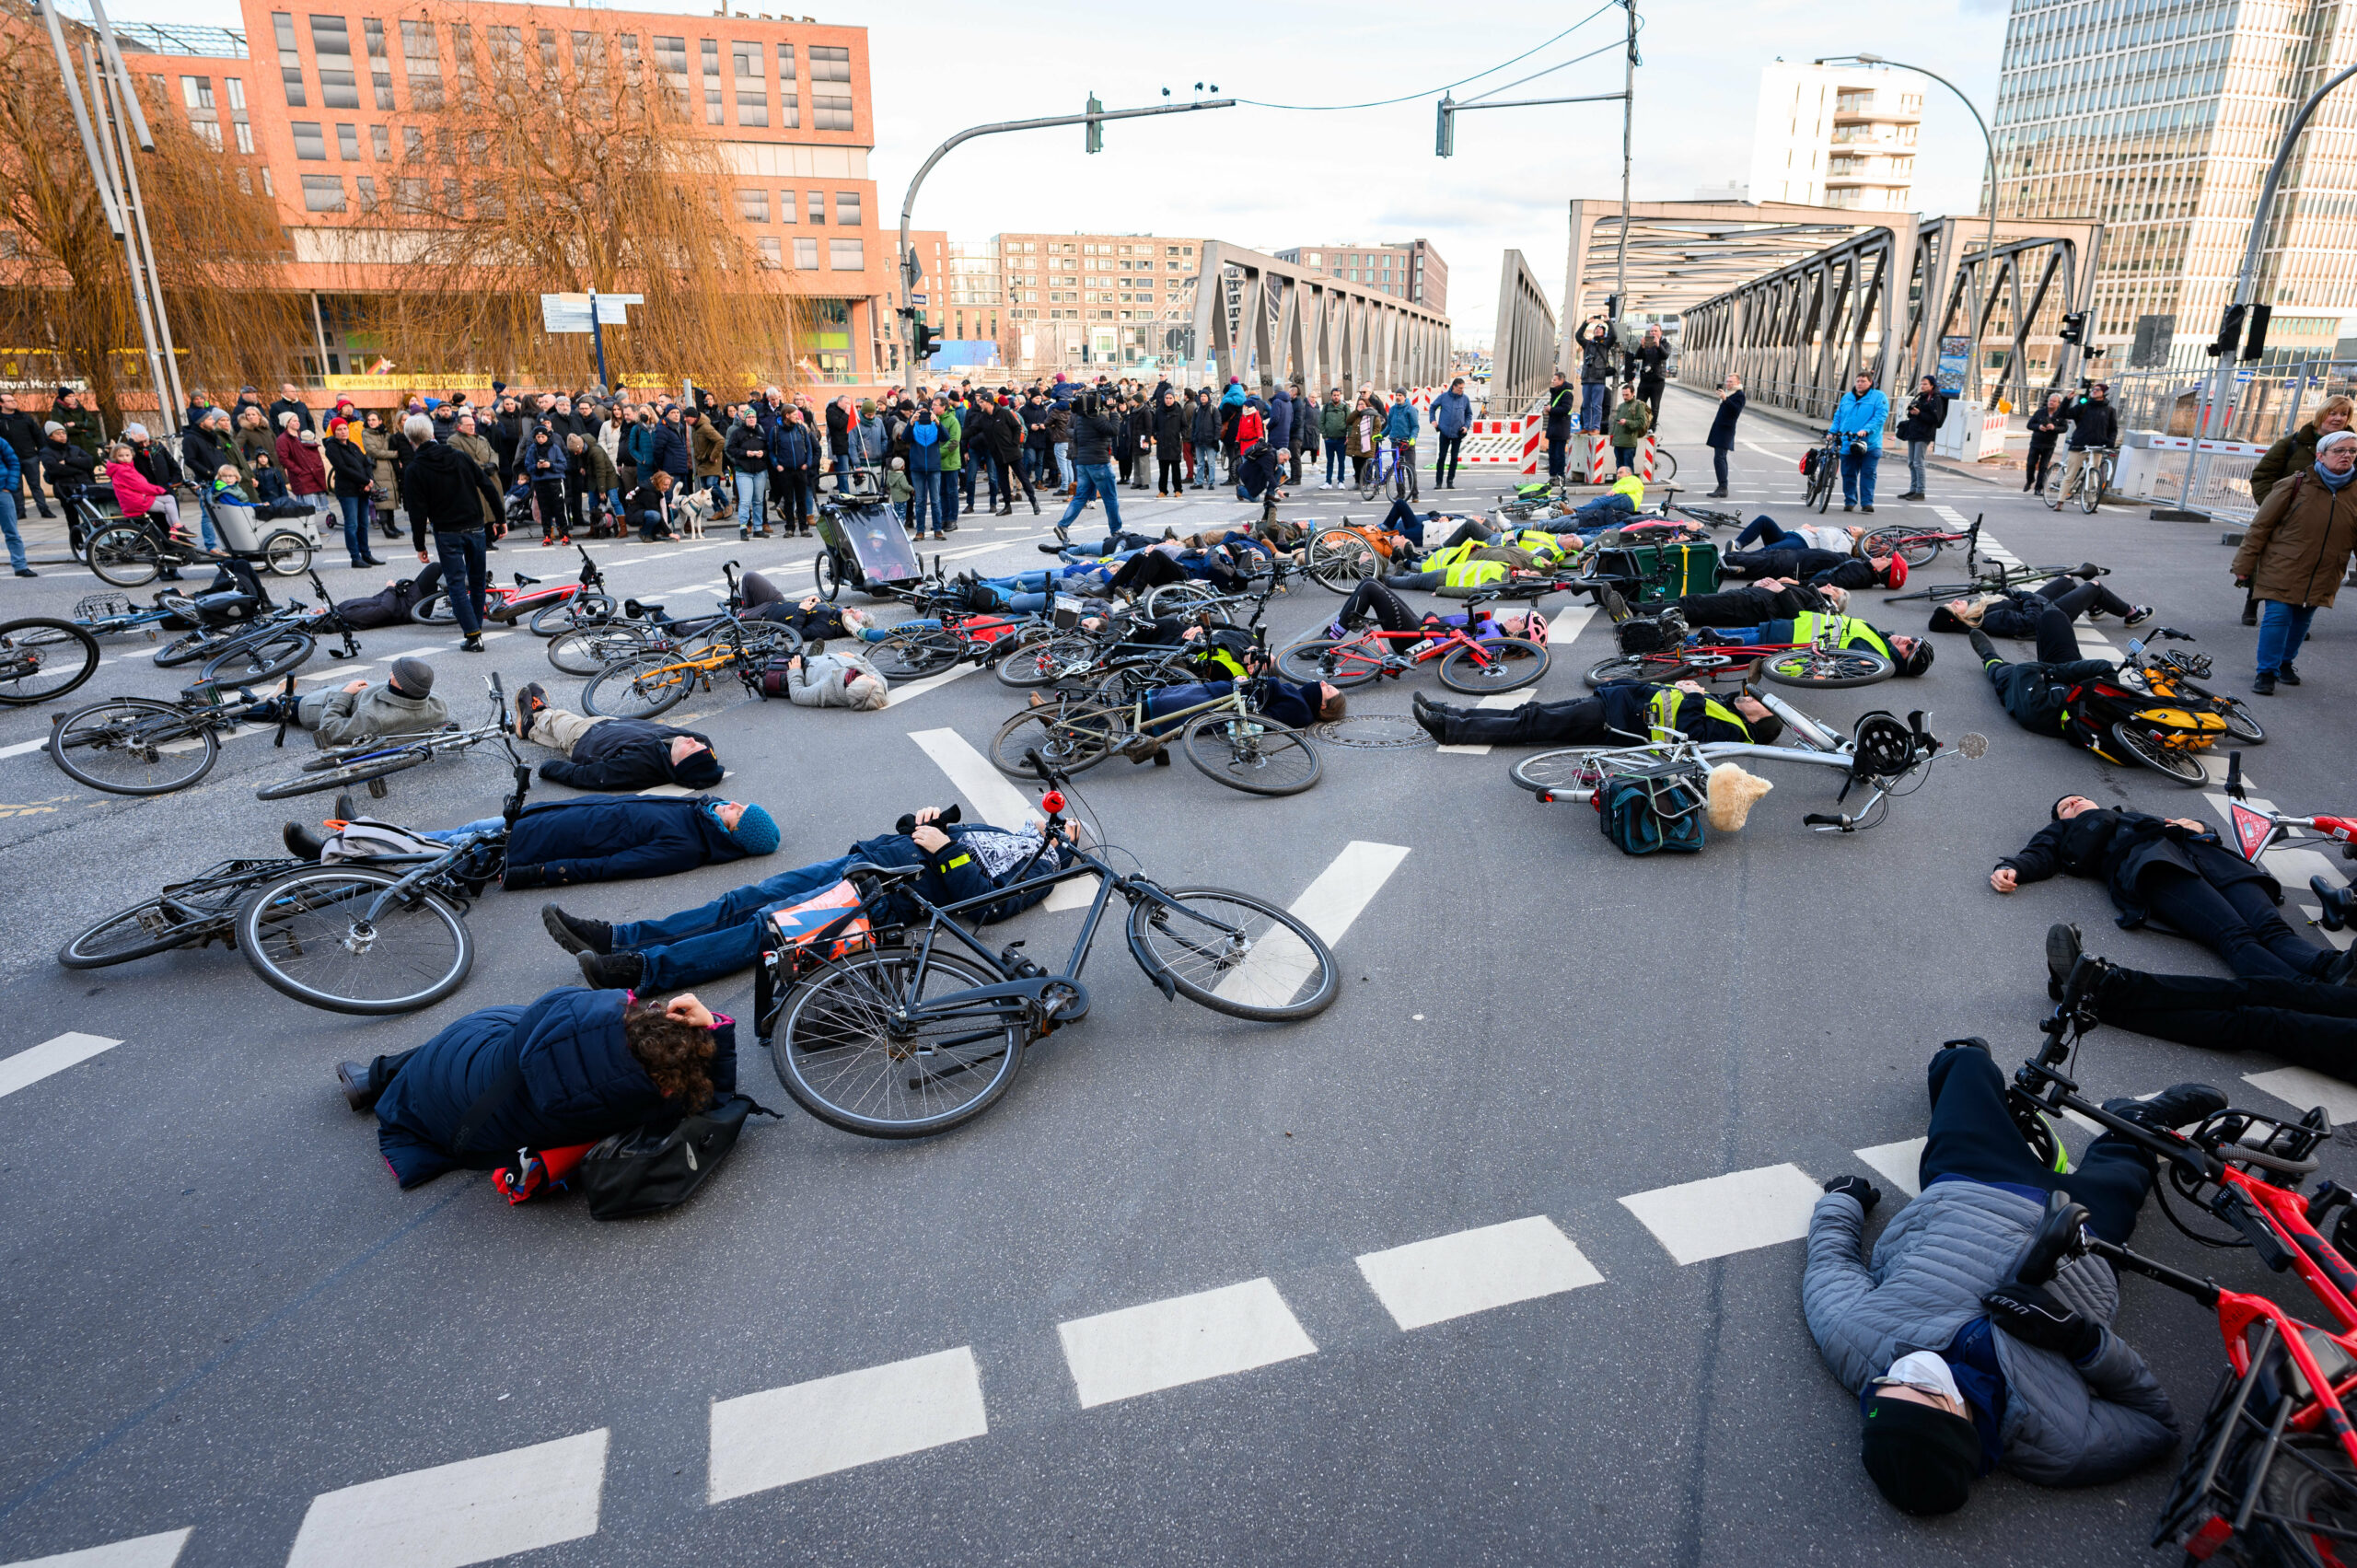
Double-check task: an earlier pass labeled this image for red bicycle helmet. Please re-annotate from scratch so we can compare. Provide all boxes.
[1883,554,1909,589]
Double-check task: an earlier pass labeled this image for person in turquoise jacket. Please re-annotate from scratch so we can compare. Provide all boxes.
[1830,371,1890,515]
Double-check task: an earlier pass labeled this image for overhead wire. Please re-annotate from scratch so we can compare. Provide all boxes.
[1232,5,1621,112]
[1457,36,1629,106]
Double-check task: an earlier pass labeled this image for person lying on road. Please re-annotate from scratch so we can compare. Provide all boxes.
[544,806,1084,993]
[1409,679,1782,749]
[1929,568,2151,637]
[512,681,724,791]
[2045,923,2357,1078]
[246,656,448,747]
[336,987,733,1189]
[1964,620,2119,744]
[1599,579,1849,626]
[280,790,779,886]
[1996,798,2352,983]
[1721,539,1905,591]
[1688,610,1933,676]
[782,648,889,710]
[1806,1038,2201,1515]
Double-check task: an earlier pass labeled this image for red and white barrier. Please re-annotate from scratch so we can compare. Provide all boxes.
[1456,415,1541,476]
[1579,432,1661,483]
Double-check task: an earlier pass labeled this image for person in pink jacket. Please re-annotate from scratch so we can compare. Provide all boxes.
[104,442,192,577]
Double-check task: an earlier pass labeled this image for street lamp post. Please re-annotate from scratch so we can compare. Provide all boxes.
[2182,58,2357,512]
[895,98,1235,395]
[1817,52,1999,402]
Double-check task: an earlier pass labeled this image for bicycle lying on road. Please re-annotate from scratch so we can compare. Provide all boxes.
[1581,618,1896,691]
[1276,587,1550,695]
[47,673,300,796]
[755,749,1340,1138]
[0,617,100,706]
[251,672,519,801]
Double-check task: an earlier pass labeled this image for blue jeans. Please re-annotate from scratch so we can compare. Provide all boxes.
[937,471,959,531]
[337,494,369,563]
[1570,494,1635,529]
[613,855,857,991]
[424,817,504,842]
[432,528,488,636]
[1198,447,1220,487]
[1054,463,1122,535]
[1735,517,1802,549]
[2256,600,2317,677]
[1580,384,1608,432]
[734,469,769,532]
[1840,446,1880,506]
[190,491,220,551]
[1324,443,1345,484]
[0,491,23,572]
[1053,443,1072,487]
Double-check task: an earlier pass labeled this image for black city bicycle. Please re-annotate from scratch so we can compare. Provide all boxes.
[759,753,1340,1138]
[0,617,100,706]
[251,673,517,801]
[47,672,300,796]
[58,854,309,970]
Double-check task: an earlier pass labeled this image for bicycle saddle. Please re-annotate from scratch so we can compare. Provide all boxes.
[2004,1191,2091,1289]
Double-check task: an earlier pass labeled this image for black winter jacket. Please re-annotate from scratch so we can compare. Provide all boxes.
[501,795,756,889]
[539,719,722,792]
[1070,410,1120,466]
[1999,807,2278,928]
[403,438,512,548]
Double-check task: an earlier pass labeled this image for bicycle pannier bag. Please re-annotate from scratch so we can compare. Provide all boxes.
[580,1094,776,1220]
[758,656,797,701]
[1594,761,1708,856]
[765,878,873,963]
[319,818,446,863]
[1616,610,1689,655]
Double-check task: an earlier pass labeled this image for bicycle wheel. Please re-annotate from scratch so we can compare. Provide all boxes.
[2216,698,2266,746]
[0,618,99,705]
[252,748,428,800]
[1438,635,1548,695]
[199,630,315,684]
[86,524,163,587]
[151,627,223,668]
[2107,722,2210,786]
[995,633,1094,689]
[409,590,459,625]
[867,627,962,681]
[1128,886,1338,1021]
[1182,712,1321,796]
[49,697,218,795]
[1276,636,1385,690]
[1761,647,1893,688]
[583,653,694,718]
[990,703,1128,776]
[1357,460,1384,502]
[59,889,238,968]
[1510,747,1630,797]
[1143,581,1226,621]
[546,623,650,676]
[1805,461,1834,514]
[2247,1434,2357,1567]
[2080,460,2110,514]
[813,549,843,602]
[1864,525,1942,568]
[1306,528,1381,593]
[237,865,472,1015]
[772,950,1025,1139]
[1652,447,1678,483]
[1585,651,1696,688]
[260,530,313,577]
[528,598,595,637]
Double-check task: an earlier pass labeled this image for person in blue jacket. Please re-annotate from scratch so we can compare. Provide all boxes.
[545,807,1084,992]
[905,403,946,540]
[1429,377,1472,491]
[0,433,28,576]
[338,987,735,1188]
[1829,371,1889,514]
[287,794,781,887]
[1383,389,1422,502]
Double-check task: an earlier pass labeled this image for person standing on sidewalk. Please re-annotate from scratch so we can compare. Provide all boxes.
[1830,372,1888,515]
[0,393,49,522]
[2247,396,2352,626]
[1705,375,1746,498]
[1544,370,1574,482]
[2024,393,2068,496]
[1431,377,1471,490]
[401,414,504,652]
[1893,376,1949,501]
[2234,427,2357,695]
[1190,389,1221,491]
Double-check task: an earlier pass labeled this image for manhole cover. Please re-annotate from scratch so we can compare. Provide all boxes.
[1315,714,1431,749]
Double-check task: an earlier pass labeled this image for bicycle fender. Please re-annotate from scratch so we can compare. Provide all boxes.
[1127,928,1180,1000]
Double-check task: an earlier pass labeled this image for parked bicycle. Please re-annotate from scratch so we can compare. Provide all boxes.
[1356,441,1409,503]
[2049,447,2119,514]
[756,749,1340,1138]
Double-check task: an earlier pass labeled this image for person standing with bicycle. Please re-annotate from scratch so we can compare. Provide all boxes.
[2055,382,2117,508]
[401,413,505,654]
[1383,388,1420,502]
[2023,393,2068,495]
[1829,371,1888,514]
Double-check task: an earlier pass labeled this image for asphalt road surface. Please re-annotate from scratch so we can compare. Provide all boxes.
[2,389,2353,1568]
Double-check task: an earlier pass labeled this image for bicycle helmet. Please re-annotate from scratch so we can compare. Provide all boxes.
[1928,603,1968,633]
[1881,555,1909,589]
[1898,639,1934,677]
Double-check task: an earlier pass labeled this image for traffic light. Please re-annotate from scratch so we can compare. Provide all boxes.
[2058,311,2087,346]
[1086,94,1103,154]
[1435,95,1456,158]
[2207,302,2247,359]
[2240,303,2273,363]
[912,319,940,363]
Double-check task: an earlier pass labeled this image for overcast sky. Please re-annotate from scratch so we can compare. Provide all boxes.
[85,0,2012,345]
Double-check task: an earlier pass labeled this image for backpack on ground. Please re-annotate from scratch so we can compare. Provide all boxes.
[1594,761,1708,855]
[319,817,444,862]
[579,1094,777,1220]
[1616,610,1689,655]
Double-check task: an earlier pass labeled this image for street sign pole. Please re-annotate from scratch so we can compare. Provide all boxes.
[588,288,609,392]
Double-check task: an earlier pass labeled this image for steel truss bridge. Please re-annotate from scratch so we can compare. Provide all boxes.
[1176,242,1452,396]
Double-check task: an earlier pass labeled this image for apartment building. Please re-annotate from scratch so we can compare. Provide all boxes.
[1992,0,2357,361]
[111,1,888,391]
[1273,240,1448,312]
[1747,62,1924,212]
[992,231,1206,372]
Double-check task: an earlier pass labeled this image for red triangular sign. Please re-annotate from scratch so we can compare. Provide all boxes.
[2230,801,2275,863]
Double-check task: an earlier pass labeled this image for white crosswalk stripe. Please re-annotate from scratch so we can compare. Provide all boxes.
[903,726,1095,911]
[707,1347,988,1502]
[282,1427,608,1568]
[0,1031,124,1103]
[1617,1163,1824,1265]
[1217,840,1408,1007]
[1436,603,1595,757]
[1852,1139,1927,1198]
[2244,1067,2357,1124]
[0,1528,192,1568]
[1355,1215,1604,1330]
[1057,1278,1317,1409]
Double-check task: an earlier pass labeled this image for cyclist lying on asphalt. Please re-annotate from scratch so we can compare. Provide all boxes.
[737,569,873,640]
[336,987,732,1188]
[1325,579,1544,646]
[1696,611,1931,674]
[1592,581,1926,671]
[513,681,725,791]
[246,656,448,746]
[1929,568,2151,637]
[281,791,780,886]
[2044,923,2357,1079]
[1995,799,2352,982]
[544,806,1082,992]
[1962,620,2118,742]
[780,648,890,710]
[1806,1037,2200,1513]
[1608,579,1849,625]
[1409,679,1780,749]
[1721,536,1905,591]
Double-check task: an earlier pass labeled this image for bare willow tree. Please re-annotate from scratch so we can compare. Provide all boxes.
[337,13,811,392]
[0,2,308,430]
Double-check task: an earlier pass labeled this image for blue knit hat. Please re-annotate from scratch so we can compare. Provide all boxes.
[725,802,780,855]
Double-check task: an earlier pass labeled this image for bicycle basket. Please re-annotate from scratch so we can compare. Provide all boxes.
[1594,760,1708,856]
[75,591,134,621]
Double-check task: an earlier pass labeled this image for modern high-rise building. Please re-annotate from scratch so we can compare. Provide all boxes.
[991,232,1206,371]
[1272,240,1447,312]
[1991,0,2357,361]
[1747,62,1924,211]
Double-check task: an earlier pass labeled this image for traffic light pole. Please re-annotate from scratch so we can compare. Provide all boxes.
[893,97,1237,396]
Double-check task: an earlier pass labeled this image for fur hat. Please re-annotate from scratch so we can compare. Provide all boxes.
[1706,762,1773,832]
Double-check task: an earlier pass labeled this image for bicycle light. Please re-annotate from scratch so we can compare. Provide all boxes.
[1040,791,1065,815]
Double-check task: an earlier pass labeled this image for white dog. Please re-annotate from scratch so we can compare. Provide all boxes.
[669,486,718,540]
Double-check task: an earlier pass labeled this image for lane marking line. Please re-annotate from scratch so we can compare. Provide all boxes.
[707,1346,988,1503]
[282,1427,607,1568]
[2244,1067,2357,1124]
[1354,1215,1604,1330]
[1057,1278,1316,1410]
[1216,840,1408,1007]
[0,1527,192,1568]
[904,726,1093,912]
[1618,1163,1823,1265]
[1852,1139,1926,1198]
[0,1032,126,1103]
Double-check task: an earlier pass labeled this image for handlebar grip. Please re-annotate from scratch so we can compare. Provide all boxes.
[1803,813,1850,830]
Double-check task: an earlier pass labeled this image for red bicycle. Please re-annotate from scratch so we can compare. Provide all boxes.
[2009,970,2357,1564]
[1582,622,1895,690]
[1275,590,1549,695]
[412,543,615,635]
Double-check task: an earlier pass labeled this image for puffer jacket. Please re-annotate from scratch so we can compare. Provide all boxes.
[785,650,887,708]
[2234,468,2357,610]
[309,680,449,747]
[1805,1182,2177,1487]
[501,795,757,889]
[371,987,737,1188]
[537,717,721,791]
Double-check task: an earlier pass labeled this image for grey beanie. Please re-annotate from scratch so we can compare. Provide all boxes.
[388,656,435,696]
[42,422,63,436]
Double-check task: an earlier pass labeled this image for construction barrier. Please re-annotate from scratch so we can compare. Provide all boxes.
[1456,416,1542,476]
[1581,432,1663,483]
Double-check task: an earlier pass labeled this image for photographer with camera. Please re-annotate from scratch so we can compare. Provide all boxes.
[1049,388,1125,545]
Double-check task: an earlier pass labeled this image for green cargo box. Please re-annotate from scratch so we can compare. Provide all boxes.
[1589,541,1720,602]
